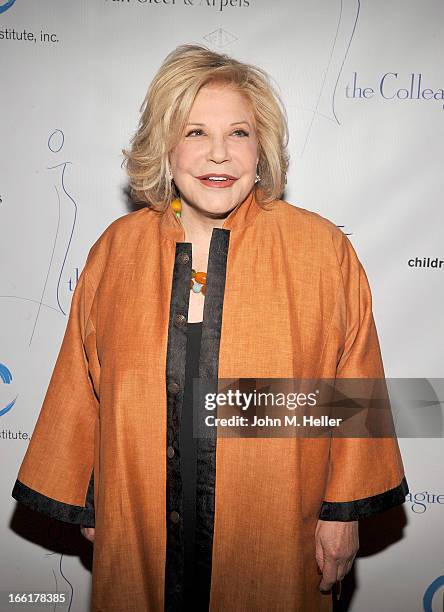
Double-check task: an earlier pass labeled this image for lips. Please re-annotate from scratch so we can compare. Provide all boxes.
[196,174,238,180]
[196,173,238,188]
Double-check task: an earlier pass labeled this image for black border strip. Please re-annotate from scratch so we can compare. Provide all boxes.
[319,475,409,521]
[164,241,192,611]
[11,471,95,527]
[194,228,230,609]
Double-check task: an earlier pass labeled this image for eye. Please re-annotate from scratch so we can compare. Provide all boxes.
[184,129,250,137]
[185,129,203,137]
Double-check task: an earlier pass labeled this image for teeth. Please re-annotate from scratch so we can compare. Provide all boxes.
[207,176,228,181]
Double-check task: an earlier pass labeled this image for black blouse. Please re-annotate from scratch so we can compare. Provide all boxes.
[180,321,209,610]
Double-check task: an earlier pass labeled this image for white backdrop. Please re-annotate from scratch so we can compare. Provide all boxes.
[1,1,443,611]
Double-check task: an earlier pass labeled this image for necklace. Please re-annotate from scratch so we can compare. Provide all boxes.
[172,199,207,295]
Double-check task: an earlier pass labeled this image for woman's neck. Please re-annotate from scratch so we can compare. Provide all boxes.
[179,200,228,246]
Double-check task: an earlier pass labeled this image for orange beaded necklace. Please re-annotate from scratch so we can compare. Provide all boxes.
[172,199,207,296]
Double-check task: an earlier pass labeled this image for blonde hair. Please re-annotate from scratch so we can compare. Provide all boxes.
[122,44,289,211]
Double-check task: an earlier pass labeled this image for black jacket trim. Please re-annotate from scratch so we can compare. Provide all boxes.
[164,241,193,611]
[11,470,95,527]
[318,475,409,521]
[195,228,230,609]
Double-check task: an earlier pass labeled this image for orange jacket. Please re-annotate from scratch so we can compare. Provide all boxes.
[12,188,408,611]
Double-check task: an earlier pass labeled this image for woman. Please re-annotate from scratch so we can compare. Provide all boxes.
[12,44,408,611]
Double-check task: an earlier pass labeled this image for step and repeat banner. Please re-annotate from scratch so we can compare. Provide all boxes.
[1,1,443,611]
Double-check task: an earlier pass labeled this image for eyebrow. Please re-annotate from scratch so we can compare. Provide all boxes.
[186,121,251,127]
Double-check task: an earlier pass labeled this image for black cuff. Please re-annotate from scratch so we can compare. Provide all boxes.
[319,475,409,521]
[11,471,95,527]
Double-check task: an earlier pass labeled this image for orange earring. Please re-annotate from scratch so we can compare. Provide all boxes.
[171,198,181,218]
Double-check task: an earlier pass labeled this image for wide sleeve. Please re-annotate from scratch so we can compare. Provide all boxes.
[318,232,409,521]
[11,264,99,528]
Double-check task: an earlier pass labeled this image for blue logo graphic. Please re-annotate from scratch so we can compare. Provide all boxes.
[423,575,444,612]
[0,363,17,417]
[0,0,17,14]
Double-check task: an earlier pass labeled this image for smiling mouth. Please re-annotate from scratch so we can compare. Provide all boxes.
[197,176,238,188]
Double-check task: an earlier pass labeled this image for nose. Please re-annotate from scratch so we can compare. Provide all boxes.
[207,134,230,164]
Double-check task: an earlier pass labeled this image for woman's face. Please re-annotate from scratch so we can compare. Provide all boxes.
[169,83,259,218]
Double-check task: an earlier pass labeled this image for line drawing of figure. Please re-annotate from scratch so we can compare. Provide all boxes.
[301,0,361,156]
[0,128,78,409]
[29,129,78,345]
